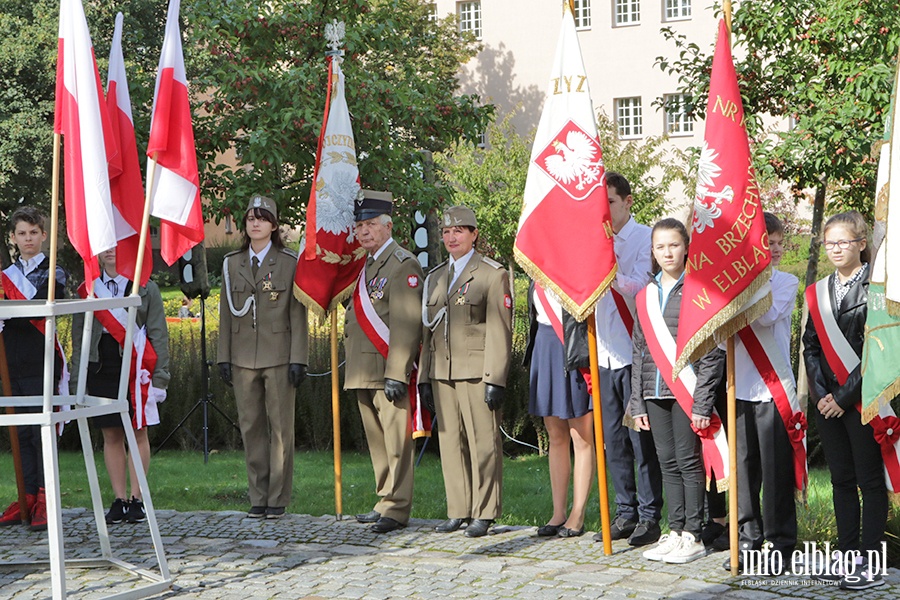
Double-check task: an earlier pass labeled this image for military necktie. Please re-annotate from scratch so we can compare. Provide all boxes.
[448,263,455,295]
[251,256,259,278]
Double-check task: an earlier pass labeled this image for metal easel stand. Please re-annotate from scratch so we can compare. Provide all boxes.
[0,296,171,599]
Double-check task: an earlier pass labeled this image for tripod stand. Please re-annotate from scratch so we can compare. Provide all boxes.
[155,297,239,463]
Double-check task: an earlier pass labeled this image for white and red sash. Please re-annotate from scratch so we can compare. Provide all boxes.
[77,280,161,430]
[805,280,900,494]
[534,283,564,344]
[2,265,71,395]
[737,323,808,493]
[636,286,730,491]
[353,263,431,438]
[610,288,635,337]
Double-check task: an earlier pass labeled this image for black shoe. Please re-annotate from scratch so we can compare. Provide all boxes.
[356,510,381,524]
[557,526,585,538]
[712,525,730,551]
[371,517,406,533]
[266,507,285,519]
[537,522,564,537]
[609,517,637,540]
[125,497,146,523]
[247,506,267,518]
[700,521,725,546]
[723,555,744,573]
[435,518,468,533]
[105,498,129,525]
[627,520,661,546]
[465,519,494,538]
[839,561,884,590]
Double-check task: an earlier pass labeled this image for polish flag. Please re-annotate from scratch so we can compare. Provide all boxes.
[54,0,117,286]
[107,13,152,285]
[147,0,204,265]
[514,4,617,321]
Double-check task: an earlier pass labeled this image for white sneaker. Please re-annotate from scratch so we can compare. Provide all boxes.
[663,532,708,564]
[642,532,683,561]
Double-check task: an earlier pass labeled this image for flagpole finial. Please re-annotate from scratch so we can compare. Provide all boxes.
[325,19,346,57]
[563,0,575,16]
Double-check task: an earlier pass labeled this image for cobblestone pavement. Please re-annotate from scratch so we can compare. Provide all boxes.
[1,509,897,599]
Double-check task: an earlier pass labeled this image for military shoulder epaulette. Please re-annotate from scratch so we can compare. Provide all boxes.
[427,260,447,275]
[393,247,413,262]
[482,256,503,270]
[280,247,299,259]
[224,249,243,258]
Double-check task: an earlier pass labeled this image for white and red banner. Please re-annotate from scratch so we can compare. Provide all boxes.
[55,0,117,287]
[147,0,204,266]
[293,55,364,316]
[352,265,431,439]
[107,12,151,286]
[636,286,730,491]
[77,281,163,429]
[673,19,771,377]
[514,4,617,322]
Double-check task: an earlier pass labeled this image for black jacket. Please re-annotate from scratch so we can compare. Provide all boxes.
[629,274,719,418]
[523,281,589,372]
[802,265,868,411]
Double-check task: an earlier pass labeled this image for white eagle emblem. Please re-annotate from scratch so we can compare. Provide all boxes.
[692,141,734,234]
[535,121,606,201]
[315,170,360,241]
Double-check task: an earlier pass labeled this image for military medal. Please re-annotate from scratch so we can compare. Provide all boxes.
[262,281,273,291]
[270,291,279,301]
[455,282,470,305]
[369,277,387,301]
[456,295,466,305]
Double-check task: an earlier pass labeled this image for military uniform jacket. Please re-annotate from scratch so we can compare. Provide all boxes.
[70,280,170,391]
[420,252,512,386]
[344,240,424,390]
[218,247,309,369]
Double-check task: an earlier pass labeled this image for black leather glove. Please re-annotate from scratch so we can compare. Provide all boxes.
[384,379,408,403]
[484,384,504,411]
[289,363,307,387]
[418,383,435,414]
[218,363,233,387]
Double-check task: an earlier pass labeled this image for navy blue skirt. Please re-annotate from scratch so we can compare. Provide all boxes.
[529,323,592,419]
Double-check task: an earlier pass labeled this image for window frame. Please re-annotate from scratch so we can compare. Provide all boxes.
[613,0,641,27]
[663,0,691,22]
[615,96,643,139]
[573,0,592,30]
[457,1,482,40]
[664,93,694,136]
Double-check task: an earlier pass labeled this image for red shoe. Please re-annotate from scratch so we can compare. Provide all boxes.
[0,494,37,526]
[29,488,47,531]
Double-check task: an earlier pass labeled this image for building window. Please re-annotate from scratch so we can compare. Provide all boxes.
[664,94,694,135]
[614,0,640,26]
[615,97,643,138]
[458,2,482,39]
[664,0,691,21]
[427,3,437,21]
[573,0,591,29]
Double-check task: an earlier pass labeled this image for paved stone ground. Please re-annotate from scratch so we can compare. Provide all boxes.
[1,509,897,599]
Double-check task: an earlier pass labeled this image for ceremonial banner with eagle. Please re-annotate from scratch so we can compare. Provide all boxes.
[673,19,771,377]
[294,22,364,316]
[513,3,616,321]
[862,51,900,425]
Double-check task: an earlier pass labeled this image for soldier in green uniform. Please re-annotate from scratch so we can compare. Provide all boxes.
[218,195,309,519]
[345,191,424,534]
[419,205,513,538]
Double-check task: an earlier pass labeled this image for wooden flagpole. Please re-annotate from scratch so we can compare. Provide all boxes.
[588,312,612,555]
[722,0,739,577]
[331,310,343,518]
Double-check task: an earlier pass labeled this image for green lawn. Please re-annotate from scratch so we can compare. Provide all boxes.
[0,450,841,538]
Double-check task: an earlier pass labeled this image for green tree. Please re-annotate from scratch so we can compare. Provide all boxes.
[189,0,494,239]
[656,1,900,283]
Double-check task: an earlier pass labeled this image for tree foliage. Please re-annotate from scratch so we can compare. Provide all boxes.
[656,0,900,215]
[189,0,494,234]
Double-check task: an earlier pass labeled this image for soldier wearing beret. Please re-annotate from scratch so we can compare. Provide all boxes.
[345,191,425,534]
[419,205,513,538]
[218,195,309,520]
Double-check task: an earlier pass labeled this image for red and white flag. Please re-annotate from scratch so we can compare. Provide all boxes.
[293,54,364,316]
[673,19,771,376]
[147,0,204,266]
[107,13,152,285]
[54,0,117,287]
[514,4,616,321]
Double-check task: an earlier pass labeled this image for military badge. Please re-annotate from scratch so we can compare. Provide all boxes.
[504,294,512,309]
[270,291,279,301]
[407,275,418,288]
[262,281,274,291]
[456,296,466,305]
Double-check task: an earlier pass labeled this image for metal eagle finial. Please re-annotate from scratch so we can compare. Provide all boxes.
[324,19,346,55]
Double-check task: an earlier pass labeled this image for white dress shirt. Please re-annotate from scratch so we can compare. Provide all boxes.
[729,269,799,402]
[448,247,475,290]
[594,216,652,369]
[18,252,46,276]
[249,240,272,266]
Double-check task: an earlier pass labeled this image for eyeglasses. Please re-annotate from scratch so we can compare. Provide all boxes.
[823,238,863,251]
